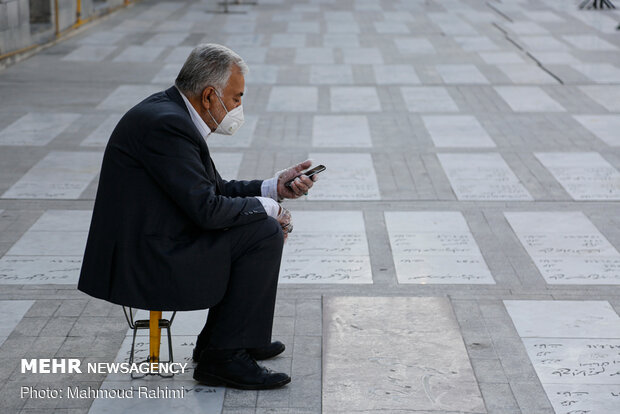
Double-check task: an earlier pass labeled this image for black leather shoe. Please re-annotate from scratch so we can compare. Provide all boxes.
[247,341,286,360]
[193,349,291,390]
[193,341,285,362]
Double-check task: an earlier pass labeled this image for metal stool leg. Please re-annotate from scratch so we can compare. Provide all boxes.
[149,311,162,369]
[123,307,176,378]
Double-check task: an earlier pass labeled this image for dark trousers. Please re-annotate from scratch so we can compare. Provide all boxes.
[196,217,284,351]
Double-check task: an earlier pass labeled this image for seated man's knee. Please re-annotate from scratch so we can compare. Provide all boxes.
[264,217,284,247]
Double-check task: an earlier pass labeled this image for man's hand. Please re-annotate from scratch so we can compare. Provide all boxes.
[276,206,292,242]
[277,159,318,200]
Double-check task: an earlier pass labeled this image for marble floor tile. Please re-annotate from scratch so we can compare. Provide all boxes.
[326,21,360,34]
[270,33,306,48]
[545,384,620,414]
[0,300,34,345]
[223,22,256,34]
[438,153,533,200]
[330,87,381,112]
[574,115,620,146]
[78,32,125,45]
[568,10,619,34]
[504,21,548,35]
[479,52,525,64]
[458,10,496,23]
[494,86,565,112]
[579,85,620,112]
[394,37,436,54]
[309,65,354,85]
[62,46,117,62]
[571,63,620,84]
[144,33,189,47]
[229,47,267,64]
[88,380,224,414]
[280,211,372,284]
[385,211,494,284]
[401,87,459,112]
[429,14,477,35]
[111,19,154,32]
[382,11,414,22]
[530,51,579,65]
[226,34,264,47]
[28,209,93,231]
[504,300,620,338]
[374,22,409,34]
[506,300,620,414]
[323,297,485,412]
[505,211,620,284]
[267,86,318,112]
[287,21,320,33]
[0,256,83,284]
[164,46,195,63]
[454,36,498,52]
[1,210,90,284]
[522,338,620,384]
[504,211,618,257]
[245,64,279,84]
[322,33,360,47]
[7,230,87,256]
[154,20,194,32]
[373,65,420,85]
[422,115,495,147]
[0,112,81,146]
[496,64,557,84]
[341,48,384,64]
[294,48,334,65]
[209,152,242,180]
[312,115,372,147]
[522,11,564,22]
[535,152,620,200]
[113,46,166,63]
[517,35,569,52]
[2,151,103,199]
[562,35,618,51]
[81,114,123,147]
[306,153,380,200]
[208,115,258,148]
[323,11,355,21]
[436,64,489,84]
[97,85,163,112]
[151,63,183,84]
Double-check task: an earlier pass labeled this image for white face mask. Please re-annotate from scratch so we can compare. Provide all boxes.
[208,91,244,135]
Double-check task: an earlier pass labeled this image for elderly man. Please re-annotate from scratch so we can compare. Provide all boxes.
[78,44,317,390]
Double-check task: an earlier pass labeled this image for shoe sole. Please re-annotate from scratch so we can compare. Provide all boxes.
[193,372,291,390]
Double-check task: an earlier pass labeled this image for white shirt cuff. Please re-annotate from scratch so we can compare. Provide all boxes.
[261,176,279,201]
[256,196,280,218]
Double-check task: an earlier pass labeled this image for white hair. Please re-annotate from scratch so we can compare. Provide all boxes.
[175,43,249,98]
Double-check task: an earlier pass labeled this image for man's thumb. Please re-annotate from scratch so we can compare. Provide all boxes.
[297,159,312,170]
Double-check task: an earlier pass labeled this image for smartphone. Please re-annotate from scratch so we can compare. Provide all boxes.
[285,165,326,189]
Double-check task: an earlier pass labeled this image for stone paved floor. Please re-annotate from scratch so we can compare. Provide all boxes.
[1,0,620,412]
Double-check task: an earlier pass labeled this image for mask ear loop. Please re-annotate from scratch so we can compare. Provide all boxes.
[206,88,229,128]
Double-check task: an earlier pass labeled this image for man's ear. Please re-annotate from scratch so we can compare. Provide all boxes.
[201,87,214,110]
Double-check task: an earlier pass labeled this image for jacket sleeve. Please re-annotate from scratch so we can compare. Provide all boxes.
[216,171,264,198]
[137,115,267,230]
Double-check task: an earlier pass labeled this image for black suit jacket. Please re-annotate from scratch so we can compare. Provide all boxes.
[78,86,268,311]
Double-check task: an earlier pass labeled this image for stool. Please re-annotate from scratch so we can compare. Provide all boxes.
[122,307,177,379]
